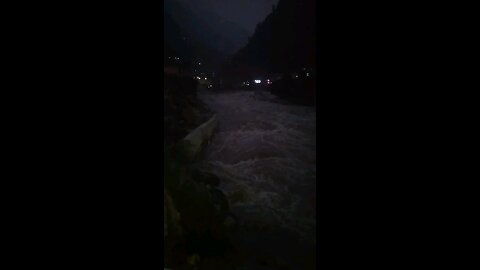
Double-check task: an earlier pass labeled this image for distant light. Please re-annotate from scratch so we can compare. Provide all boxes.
[254,79,261,84]
[306,72,310,77]
[196,76,201,80]
[198,62,201,65]
[205,78,207,80]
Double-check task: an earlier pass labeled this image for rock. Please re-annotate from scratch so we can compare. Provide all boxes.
[164,189,187,268]
[224,216,236,227]
[187,254,201,266]
[229,189,248,204]
[223,213,238,230]
[209,188,229,216]
[183,114,217,160]
[192,170,220,187]
[164,189,184,242]
[256,254,291,270]
[181,106,196,124]
[164,194,168,237]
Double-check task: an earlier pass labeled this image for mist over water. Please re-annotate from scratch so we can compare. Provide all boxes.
[198,89,316,263]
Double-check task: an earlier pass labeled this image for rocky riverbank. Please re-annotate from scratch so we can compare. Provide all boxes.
[164,74,243,270]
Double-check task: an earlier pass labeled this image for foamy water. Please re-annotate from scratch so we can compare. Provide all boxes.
[198,89,316,250]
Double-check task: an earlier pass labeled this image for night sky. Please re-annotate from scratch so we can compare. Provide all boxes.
[176,0,279,34]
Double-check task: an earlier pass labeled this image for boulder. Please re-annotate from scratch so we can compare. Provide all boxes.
[192,170,220,187]
[182,114,217,160]
[209,188,230,217]
[223,212,239,230]
[164,190,183,239]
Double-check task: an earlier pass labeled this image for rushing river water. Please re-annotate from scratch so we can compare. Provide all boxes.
[198,89,316,269]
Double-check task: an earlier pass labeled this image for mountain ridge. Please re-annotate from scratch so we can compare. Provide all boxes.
[220,0,316,82]
[164,0,249,56]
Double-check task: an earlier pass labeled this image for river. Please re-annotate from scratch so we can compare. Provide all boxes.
[198,88,316,269]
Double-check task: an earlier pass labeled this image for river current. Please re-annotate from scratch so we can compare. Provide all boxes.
[198,89,316,269]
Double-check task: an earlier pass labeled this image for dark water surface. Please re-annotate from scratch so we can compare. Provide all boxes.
[198,89,316,269]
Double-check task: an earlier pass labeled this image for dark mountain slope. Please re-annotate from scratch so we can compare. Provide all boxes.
[164,11,192,63]
[221,0,316,82]
[174,0,250,53]
[164,0,249,56]
[164,5,227,71]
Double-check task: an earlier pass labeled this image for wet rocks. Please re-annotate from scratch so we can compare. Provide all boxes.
[164,189,188,268]
[183,114,217,160]
[229,189,249,205]
[192,170,220,187]
[224,216,236,228]
[256,253,292,270]
[164,190,182,239]
[209,187,230,217]
[223,212,239,231]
